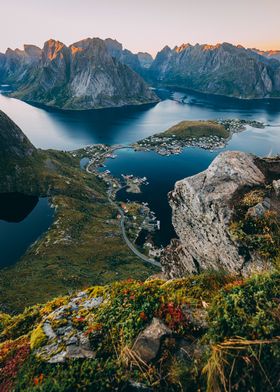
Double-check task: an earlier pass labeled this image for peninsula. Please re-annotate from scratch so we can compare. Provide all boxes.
[133,119,264,155]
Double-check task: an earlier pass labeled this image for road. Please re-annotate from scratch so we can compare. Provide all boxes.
[109,192,161,268]
[86,158,161,268]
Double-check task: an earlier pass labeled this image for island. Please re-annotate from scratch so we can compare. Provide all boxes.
[132,119,264,155]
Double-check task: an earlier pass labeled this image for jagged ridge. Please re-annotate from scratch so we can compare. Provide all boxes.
[0,38,158,110]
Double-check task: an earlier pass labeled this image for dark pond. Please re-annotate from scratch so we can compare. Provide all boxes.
[0,193,54,267]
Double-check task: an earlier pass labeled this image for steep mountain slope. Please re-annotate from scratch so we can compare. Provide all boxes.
[149,43,280,99]
[162,151,280,277]
[0,38,158,110]
[0,110,35,159]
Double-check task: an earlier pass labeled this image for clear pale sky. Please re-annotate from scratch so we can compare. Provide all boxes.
[1,0,279,55]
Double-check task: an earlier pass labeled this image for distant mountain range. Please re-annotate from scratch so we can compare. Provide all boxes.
[251,48,280,61]
[149,42,280,99]
[1,38,280,109]
[0,38,158,110]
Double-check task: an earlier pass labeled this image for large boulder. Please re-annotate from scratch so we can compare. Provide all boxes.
[161,151,280,277]
[132,318,171,363]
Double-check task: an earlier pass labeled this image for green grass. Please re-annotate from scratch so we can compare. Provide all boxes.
[160,120,229,140]
[0,149,157,313]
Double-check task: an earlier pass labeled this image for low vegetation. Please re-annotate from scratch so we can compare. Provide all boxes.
[161,120,229,139]
[230,185,280,264]
[0,271,278,391]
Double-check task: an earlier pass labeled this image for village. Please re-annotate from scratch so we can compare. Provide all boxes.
[73,144,163,260]
[132,118,264,156]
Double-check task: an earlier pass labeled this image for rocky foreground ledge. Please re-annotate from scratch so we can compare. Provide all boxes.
[162,151,280,277]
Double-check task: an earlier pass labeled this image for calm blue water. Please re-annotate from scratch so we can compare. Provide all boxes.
[1,90,280,151]
[0,195,54,267]
[0,89,280,248]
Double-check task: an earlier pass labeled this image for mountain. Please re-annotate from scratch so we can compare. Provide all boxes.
[137,52,153,68]
[252,48,280,62]
[104,38,142,73]
[0,44,41,84]
[0,110,35,159]
[0,38,158,110]
[161,151,280,277]
[149,42,280,99]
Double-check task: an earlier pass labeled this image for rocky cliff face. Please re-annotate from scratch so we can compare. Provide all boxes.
[0,110,35,158]
[149,43,280,99]
[0,38,158,110]
[0,110,38,193]
[161,151,280,277]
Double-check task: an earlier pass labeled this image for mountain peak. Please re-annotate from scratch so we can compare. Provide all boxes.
[42,39,67,61]
[174,43,192,53]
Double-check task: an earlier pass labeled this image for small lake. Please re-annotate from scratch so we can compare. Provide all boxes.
[0,193,54,267]
[0,89,280,249]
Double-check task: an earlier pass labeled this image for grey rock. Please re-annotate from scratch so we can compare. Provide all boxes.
[42,322,56,339]
[48,350,67,363]
[247,203,266,218]
[78,332,91,350]
[65,335,78,345]
[132,317,171,363]
[66,344,95,359]
[273,179,280,196]
[161,151,275,276]
[68,301,79,311]
[81,296,103,310]
[56,325,72,336]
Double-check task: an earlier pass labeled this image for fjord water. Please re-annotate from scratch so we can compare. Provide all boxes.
[0,90,280,251]
[0,194,54,267]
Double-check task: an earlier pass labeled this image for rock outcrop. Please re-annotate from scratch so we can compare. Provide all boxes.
[0,38,158,110]
[161,151,280,277]
[149,42,280,99]
[132,318,171,363]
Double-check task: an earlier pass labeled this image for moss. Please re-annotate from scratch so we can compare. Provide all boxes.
[207,272,280,341]
[0,313,12,334]
[30,325,47,350]
[0,305,41,342]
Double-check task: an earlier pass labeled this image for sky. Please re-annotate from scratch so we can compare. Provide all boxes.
[0,0,279,56]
